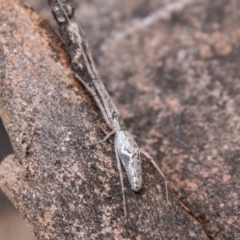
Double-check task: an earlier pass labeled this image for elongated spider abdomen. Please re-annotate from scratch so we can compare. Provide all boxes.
[115,131,143,192]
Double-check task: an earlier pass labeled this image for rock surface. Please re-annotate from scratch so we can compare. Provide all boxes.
[0,0,209,239]
[1,0,240,239]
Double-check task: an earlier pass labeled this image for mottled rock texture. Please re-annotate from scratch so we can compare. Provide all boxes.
[1,0,240,239]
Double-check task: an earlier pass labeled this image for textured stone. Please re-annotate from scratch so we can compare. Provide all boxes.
[0,0,210,239]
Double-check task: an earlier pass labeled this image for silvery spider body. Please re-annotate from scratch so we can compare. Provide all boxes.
[114,118,143,192]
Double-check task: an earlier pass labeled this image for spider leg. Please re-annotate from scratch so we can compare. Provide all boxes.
[140,148,169,209]
[74,74,113,129]
[83,129,115,147]
[114,134,127,224]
